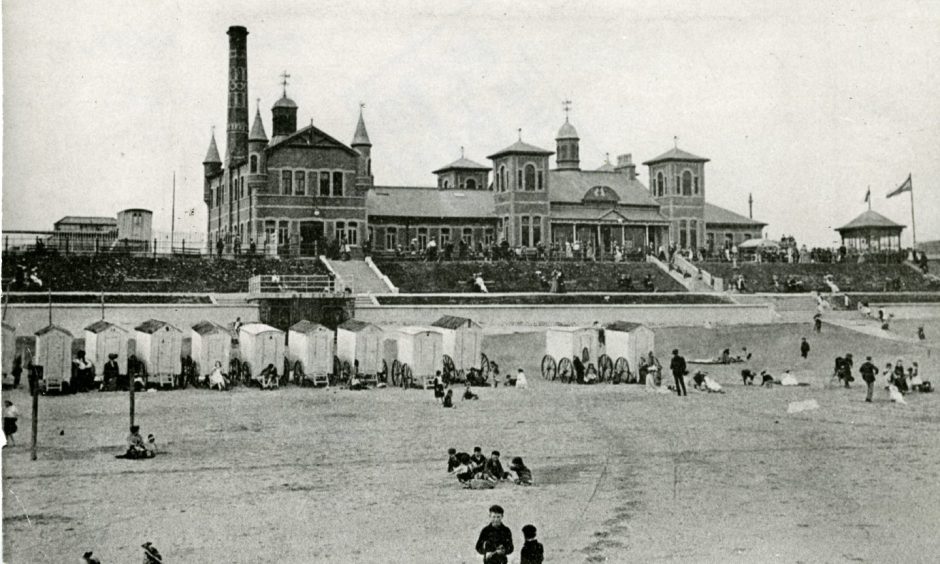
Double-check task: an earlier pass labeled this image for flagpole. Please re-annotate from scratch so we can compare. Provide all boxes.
[170,172,176,253]
[909,174,916,248]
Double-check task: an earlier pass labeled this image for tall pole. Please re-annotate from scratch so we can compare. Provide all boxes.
[909,175,917,248]
[47,289,52,325]
[100,291,105,320]
[129,377,136,428]
[170,172,176,253]
[30,389,38,461]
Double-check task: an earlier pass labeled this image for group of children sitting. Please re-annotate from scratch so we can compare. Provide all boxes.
[433,371,481,408]
[121,425,158,459]
[448,447,532,488]
[740,368,807,387]
[884,359,931,394]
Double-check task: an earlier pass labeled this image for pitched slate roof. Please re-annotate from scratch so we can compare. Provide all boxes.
[642,147,709,165]
[249,109,268,141]
[85,320,126,333]
[135,319,180,334]
[35,324,73,337]
[431,315,480,330]
[289,320,330,334]
[432,157,491,174]
[267,124,360,157]
[487,140,554,159]
[549,204,670,224]
[338,319,378,332]
[549,170,661,207]
[55,216,117,226]
[367,187,495,219]
[703,203,767,227]
[836,210,905,232]
[204,134,222,164]
[192,320,229,335]
[352,111,371,146]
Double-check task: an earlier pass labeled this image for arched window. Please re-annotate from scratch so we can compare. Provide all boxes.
[465,178,477,190]
[524,164,536,191]
[656,172,664,196]
[498,166,506,192]
[694,176,699,194]
[682,170,693,196]
[250,155,259,173]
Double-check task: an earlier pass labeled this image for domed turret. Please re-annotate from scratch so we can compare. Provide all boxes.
[555,117,580,171]
[271,93,298,139]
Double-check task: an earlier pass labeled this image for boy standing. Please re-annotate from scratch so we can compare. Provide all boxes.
[475,505,513,564]
[859,356,878,403]
[800,337,810,359]
[520,524,544,564]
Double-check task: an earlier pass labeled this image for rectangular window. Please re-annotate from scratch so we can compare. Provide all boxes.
[532,215,542,245]
[278,222,289,248]
[694,177,700,194]
[537,171,544,191]
[332,171,343,196]
[417,227,428,249]
[319,171,330,196]
[385,227,398,250]
[308,172,317,194]
[484,228,495,246]
[440,228,450,246]
[346,221,359,245]
[462,227,473,245]
[336,221,345,241]
[240,177,245,199]
[517,170,523,191]
[282,170,292,195]
[295,171,305,195]
[521,216,530,247]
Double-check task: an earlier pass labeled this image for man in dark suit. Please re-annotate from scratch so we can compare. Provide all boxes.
[670,349,687,396]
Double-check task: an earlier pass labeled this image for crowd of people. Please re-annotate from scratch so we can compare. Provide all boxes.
[448,447,533,488]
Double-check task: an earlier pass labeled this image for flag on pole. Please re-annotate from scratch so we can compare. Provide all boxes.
[886,174,912,199]
[863,187,870,204]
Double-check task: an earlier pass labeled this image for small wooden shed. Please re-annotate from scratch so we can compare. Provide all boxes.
[545,326,602,364]
[2,322,15,379]
[84,320,129,377]
[191,321,232,377]
[134,319,182,386]
[602,322,655,376]
[336,319,383,378]
[240,323,286,380]
[395,327,443,388]
[431,315,483,373]
[288,320,333,384]
[35,324,74,392]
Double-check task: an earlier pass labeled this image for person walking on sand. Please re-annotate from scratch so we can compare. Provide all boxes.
[859,356,878,403]
[800,337,810,359]
[670,349,687,397]
[3,401,20,446]
[475,504,514,564]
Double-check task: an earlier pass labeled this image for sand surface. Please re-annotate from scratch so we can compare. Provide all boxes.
[3,322,940,563]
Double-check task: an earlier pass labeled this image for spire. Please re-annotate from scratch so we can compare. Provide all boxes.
[249,103,267,141]
[203,129,221,164]
[352,104,371,146]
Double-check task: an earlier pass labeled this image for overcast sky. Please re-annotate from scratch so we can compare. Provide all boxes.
[3,0,938,246]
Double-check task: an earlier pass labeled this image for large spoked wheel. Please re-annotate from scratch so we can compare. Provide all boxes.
[443,355,456,384]
[598,354,613,383]
[293,360,305,387]
[541,355,557,380]
[391,359,402,387]
[613,357,630,384]
[558,357,574,383]
[402,364,413,389]
[481,354,492,383]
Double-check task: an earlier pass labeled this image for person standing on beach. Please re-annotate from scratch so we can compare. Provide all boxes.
[859,356,878,403]
[3,401,20,446]
[670,349,687,397]
[800,337,810,359]
[475,504,513,564]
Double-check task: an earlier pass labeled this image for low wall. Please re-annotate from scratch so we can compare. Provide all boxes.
[871,303,940,320]
[355,303,775,327]
[3,303,259,336]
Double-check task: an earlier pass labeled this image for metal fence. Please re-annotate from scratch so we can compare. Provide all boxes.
[2,230,209,256]
[248,275,336,295]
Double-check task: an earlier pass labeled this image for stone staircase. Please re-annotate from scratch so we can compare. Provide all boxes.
[646,255,713,292]
[320,257,394,296]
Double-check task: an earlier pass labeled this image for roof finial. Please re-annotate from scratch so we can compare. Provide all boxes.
[360,101,366,112]
[280,70,291,97]
[605,152,610,164]
[211,125,216,136]
[562,99,572,122]
[673,135,678,149]
[460,146,465,159]
[256,97,261,110]
[518,128,522,142]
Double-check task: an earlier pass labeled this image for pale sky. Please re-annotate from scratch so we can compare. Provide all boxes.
[3,0,938,246]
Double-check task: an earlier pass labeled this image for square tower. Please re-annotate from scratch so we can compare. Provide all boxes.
[643,146,709,250]
[487,140,553,247]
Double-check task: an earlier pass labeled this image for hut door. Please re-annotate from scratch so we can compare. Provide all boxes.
[262,334,278,368]
[207,335,224,365]
[314,333,330,371]
[48,336,68,380]
[156,333,171,373]
[364,334,379,373]
[416,336,434,376]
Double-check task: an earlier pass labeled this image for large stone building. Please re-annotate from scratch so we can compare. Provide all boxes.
[203,26,764,257]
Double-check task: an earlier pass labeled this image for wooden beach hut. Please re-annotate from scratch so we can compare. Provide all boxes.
[336,319,383,384]
[134,319,182,387]
[288,320,333,386]
[431,315,483,377]
[84,320,129,377]
[190,321,232,377]
[35,324,74,393]
[395,327,443,389]
[602,322,655,382]
[240,323,286,382]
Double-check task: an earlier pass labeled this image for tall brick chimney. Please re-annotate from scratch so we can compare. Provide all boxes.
[615,153,636,180]
[226,26,249,165]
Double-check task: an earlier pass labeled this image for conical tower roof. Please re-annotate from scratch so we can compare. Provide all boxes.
[352,110,371,146]
[249,108,268,141]
[203,134,221,164]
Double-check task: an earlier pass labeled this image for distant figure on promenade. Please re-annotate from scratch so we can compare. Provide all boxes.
[800,337,810,359]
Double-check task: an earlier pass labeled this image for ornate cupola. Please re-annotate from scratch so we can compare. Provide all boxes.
[555,101,580,171]
[271,71,298,140]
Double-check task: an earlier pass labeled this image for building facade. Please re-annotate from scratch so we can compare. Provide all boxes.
[202,26,763,257]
